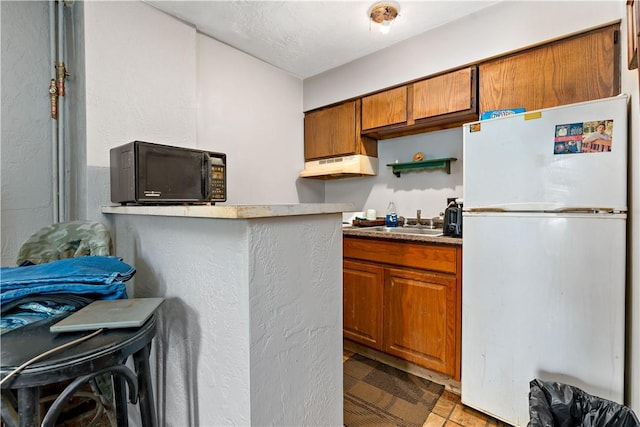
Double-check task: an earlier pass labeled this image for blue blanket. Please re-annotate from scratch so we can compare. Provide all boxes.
[1,256,133,305]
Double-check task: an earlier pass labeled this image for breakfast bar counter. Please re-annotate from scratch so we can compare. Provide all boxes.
[102,203,353,426]
[102,203,353,219]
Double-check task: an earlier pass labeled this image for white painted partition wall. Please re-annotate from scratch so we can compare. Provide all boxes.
[106,208,345,426]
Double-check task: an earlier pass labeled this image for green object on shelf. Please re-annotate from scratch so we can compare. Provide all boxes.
[386,157,457,177]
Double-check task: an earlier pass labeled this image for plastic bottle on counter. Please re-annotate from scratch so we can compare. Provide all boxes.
[385,201,398,227]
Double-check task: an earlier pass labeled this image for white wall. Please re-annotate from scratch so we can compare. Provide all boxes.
[1,1,54,265]
[80,0,198,223]
[196,35,324,204]
[324,129,464,221]
[84,2,197,167]
[305,0,640,412]
[109,213,344,426]
[110,215,252,426]
[81,1,320,210]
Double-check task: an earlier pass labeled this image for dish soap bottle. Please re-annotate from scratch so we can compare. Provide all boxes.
[385,201,398,227]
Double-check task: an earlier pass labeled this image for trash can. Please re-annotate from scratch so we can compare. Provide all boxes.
[528,378,640,427]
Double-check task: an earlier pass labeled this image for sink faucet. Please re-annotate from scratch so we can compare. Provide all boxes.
[416,209,422,225]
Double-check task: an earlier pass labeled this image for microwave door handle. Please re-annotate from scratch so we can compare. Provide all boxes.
[204,154,212,200]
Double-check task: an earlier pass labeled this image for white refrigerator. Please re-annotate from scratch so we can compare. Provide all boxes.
[461,95,628,426]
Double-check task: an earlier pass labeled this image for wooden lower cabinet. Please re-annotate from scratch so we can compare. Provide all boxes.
[343,237,462,380]
[343,260,384,350]
[384,268,457,377]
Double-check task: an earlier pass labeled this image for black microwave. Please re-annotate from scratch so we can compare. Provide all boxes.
[110,141,226,205]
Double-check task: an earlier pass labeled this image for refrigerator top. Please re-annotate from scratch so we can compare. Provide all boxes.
[463,95,628,211]
[465,94,629,127]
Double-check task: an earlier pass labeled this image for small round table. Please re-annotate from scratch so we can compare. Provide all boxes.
[1,314,158,427]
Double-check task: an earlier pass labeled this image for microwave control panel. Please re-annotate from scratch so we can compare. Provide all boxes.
[210,159,226,202]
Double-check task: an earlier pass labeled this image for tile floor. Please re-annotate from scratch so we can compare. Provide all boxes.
[344,350,512,427]
[424,390,511,427]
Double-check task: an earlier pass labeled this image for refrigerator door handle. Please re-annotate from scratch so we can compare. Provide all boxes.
[465,207,626,214]
[466,207,507,213]
[553,207,621,214]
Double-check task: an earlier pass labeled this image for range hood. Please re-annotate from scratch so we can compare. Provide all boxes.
[299,155,378,179]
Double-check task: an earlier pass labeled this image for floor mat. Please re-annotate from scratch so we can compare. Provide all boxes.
[344,353,444,427]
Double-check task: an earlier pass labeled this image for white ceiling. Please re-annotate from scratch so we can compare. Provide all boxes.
[145,0,502,79]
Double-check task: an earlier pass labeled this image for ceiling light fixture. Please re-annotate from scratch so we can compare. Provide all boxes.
[368,2,400,35]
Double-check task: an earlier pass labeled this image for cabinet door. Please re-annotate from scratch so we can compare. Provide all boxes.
[343,260,384,350]
[383,268,457,376]
[413,66,476,120]
[361,86,407,130]
[304,101,357,160]
[304,100,377,161]
[480,24,620,113]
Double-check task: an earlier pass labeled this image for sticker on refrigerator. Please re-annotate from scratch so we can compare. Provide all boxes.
[553,119,613,155]
[469,123,481,133]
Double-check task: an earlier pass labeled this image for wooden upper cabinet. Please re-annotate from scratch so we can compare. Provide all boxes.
[304,100,377,161]
[361,86,408,130]
[479,23,620,114]
[361,66,478,140]
[413,66,475,119]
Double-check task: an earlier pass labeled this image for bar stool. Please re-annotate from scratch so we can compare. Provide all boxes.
[0,314,158,427]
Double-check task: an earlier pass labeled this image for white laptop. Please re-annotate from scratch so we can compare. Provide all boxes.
[50,297,164,333]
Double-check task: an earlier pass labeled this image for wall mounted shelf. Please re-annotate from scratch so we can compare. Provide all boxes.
[387,157,457,177]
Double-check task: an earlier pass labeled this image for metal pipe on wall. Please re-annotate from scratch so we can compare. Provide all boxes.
[49,0,59,223]
[57,0,66,222]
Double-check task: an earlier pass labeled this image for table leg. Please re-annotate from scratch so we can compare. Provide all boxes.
[17,388,38,427]
[133,343,157,427]
[113,372,129,426]
[1,390,19,427]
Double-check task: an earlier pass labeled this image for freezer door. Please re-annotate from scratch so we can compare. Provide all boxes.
[463,96,628,211]
[461,213,625,426]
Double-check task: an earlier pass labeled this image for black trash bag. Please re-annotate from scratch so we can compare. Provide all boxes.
[528,378,640,427]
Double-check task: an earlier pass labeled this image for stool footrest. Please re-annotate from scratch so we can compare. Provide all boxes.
[41,365,138,427]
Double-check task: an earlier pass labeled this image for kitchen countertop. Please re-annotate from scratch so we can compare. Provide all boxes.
[342,226,462,246]
[102,203,355,219]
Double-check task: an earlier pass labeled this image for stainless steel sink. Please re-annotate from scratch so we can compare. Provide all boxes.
[367,226,444,236]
